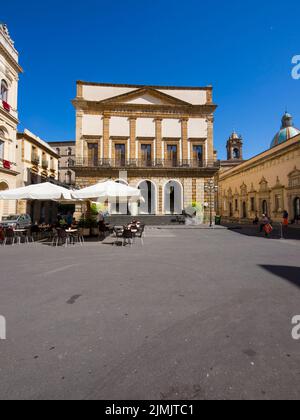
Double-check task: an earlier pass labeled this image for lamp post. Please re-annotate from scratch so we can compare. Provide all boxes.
[204,179,218,227]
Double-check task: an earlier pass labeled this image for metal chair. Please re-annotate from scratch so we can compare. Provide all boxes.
[123,228,133,247]
[52,228,69,247]
[3,228,18,246]
[113,226,124,246]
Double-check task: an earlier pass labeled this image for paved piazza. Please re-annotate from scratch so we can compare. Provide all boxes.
[0,228,299,400]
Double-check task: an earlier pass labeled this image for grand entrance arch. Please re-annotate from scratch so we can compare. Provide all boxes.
[294,197,300,221]
[164,180,183,215]
[138,180,157,215]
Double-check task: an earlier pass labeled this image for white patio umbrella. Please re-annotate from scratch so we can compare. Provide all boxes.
[0,182,73,201]
[71,180,143,201]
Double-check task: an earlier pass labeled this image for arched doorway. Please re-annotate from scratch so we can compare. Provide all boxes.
[138,180,156,215]
[229,202,233,217]
[242,201,247,219]
[262,200,268,216]
[294,197,300,221]
[0,181,9,218]
[164,181,183,215]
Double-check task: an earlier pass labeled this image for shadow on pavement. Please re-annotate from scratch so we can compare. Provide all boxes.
[260,265,300,289]
[223,223,300,241]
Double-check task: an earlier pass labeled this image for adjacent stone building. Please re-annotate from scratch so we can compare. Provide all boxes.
[218,113,300,223]
[47,141,76,186]
[72,81,219,218]
[0,23,23,220]
[16,129,59,223]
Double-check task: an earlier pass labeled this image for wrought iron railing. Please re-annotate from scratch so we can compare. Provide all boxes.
[42,160,49,170]
[31,154,40,165]
[71,158,220,169]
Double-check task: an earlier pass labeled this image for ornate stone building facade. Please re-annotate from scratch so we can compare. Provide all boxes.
[218,113,300,223]
[47,141,76,186]
[0,24,23,220]
[72,82,219,218]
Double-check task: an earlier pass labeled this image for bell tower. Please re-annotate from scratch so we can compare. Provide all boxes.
[226,132,243,161]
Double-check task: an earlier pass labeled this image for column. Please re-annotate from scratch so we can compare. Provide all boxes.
[75,111,84,163]
[207,115,214,163]
[181,118,189,161]
[155,119,162,162]
[103,115,110,160]
[129,118,137,161]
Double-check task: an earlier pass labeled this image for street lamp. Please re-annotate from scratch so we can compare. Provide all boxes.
[204,180,218,227]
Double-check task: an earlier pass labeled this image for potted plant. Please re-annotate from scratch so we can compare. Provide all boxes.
[78,215,91,237]
[90,216,99,237]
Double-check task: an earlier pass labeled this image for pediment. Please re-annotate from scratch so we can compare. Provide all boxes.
[288,166,300,178]
[99,88,191,106]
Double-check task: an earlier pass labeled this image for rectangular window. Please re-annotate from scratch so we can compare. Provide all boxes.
[192,145,203,166]
[115,144,126,166]
[141,144,152,166]
[167,145,178,167]
[88,143,99,167]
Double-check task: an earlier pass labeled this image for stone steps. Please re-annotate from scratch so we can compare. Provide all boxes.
[104,215,184,226]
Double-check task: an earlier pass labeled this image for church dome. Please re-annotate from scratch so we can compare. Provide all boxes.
[270,112,300,148]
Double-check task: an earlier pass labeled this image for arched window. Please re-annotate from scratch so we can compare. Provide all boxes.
[56,148,60,155]
[233,148,240,159]
[0,128,5,159]
[67,147,72,156]
[1,80,8,102]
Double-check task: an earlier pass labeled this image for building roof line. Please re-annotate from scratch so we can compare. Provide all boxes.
[76,81,213,91]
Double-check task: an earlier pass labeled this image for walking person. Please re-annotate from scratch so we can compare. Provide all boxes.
[282,210,289,238]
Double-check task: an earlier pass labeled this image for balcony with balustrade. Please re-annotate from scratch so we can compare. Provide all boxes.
[71,158,220,174]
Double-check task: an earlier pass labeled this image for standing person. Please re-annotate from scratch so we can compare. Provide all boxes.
[97,211,106,240]
[282,210,289,238]
[66,211,73,227]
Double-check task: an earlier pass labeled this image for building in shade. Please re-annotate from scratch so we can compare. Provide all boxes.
[71,81,219,219]
[218,113,300,223]
[47,141,76,186]
[0,23,23,220]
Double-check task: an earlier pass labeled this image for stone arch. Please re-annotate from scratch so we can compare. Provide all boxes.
[0,181,10,218]
[163,180,183,215]
[137,180,157,215]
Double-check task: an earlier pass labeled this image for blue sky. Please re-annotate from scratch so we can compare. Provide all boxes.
[2,0,299,159]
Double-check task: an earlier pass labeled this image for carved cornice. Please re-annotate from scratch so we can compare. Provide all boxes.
[73,167,219,178]
[72,99,217,116]
[0,43,23,73]
[77,80,213,91]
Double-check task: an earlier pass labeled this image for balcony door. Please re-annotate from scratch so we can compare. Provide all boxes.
[192,145,203,167]
[167,145,178,167]
[115,144,126,166]
[88,144,98,167]
[141,144,152,166]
